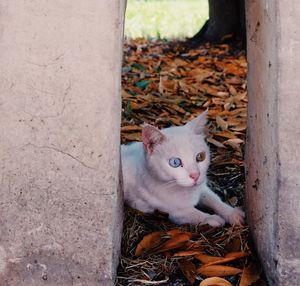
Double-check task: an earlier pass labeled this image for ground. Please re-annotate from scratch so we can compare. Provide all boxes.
[117,39,267,286]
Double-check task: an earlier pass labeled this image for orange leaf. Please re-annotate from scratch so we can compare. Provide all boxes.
[173,250,203,257]
[239,261,262,286]
[151,232,192,254]
[121,125,142,132]
[225,251,248,259]
[135,231,162,257]
[200,277,233,286]
[166,228,183,236]
[214,130,237,139]
[195,253,224,264]
[188,68,213,81]
[197,265,242,277]
[203,252,249,267]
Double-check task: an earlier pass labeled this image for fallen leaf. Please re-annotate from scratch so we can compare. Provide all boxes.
[173,250,203,257]
[214,130,237,139]
[203,252,249,267]
[207,137,226,148]
[151,232,192,254]
[166,228,184,236]
[179,259,197,284]
[197,265,242,277]
[239,260,262,286]
[135,231,162,257]
[121,125,142,132]
[225,251,248,259]
[195,253,224,264]
[225,138,244,151]
[200,277,233,286]
[216,116,228,131]
[122,132,141,142]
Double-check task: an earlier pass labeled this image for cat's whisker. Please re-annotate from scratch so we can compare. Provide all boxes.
[159,180,177,188]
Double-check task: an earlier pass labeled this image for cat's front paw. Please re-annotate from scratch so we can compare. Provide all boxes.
[203,214,225,227]
[225,208,245,225]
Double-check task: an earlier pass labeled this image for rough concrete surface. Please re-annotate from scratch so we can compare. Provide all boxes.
[246,0,300,285]
[0,0,125,285]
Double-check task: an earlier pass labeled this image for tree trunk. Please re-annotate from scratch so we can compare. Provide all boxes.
[187,0,246,47]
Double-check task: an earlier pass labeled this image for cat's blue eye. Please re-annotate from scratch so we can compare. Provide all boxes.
[169,157,182,168]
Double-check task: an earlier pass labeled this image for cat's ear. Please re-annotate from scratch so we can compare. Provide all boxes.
[142,125,166,154]
[186,109,208,135]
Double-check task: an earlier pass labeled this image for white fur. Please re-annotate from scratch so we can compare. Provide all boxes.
[121,112,245,226]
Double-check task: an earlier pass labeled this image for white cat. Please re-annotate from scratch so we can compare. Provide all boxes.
[121,111,245,226]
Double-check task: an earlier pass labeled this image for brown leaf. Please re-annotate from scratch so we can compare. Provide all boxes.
[224,138,244,151]
[159,76,178,93]
[122,132,141,142]
[200,277,233,286]
[203,252,249,267]
[207,137,226,148]
[151,232,192,254]
[216,116,228,131]
[195,253,224,264]
[165,228,184,236]
[225,251,248,259]
[173,250,203,257]
[239,261,262,286]
[121,125,142,132]
[188,68,213,81]
[135,231,162,257]
[214,130,237,139]
[178,260,197,284]
[228,85,238,96]
[197,265,242,277]
[150,230,192,254]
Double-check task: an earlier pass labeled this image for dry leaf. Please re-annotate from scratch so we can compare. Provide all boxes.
[197,265,242,277]
[203,252,249,267]
[152,232,192,254]
[214,130,237,139]
[121,125,142,132]
[200,277,233,286]
[122,132,141,142]
[225,251,248,259]
[195,253,224,264]
[216,116,228,131]
[173,250,203,257]
[239,261,262,286]
[225,138,244,151]
[135,231,162,256]
[179,259,197,284]
[207,137,226,148]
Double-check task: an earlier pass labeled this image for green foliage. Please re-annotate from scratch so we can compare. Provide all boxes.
[125,0,209,39]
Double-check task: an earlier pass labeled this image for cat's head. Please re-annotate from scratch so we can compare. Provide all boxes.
[142,110,210,188]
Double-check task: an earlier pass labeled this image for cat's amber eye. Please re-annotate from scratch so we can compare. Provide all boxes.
[196,152,206,162]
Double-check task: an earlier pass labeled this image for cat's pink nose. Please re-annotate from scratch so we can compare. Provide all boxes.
[189,172,200,182]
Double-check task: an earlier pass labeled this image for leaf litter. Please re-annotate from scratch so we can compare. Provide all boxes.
[117,39,266,286]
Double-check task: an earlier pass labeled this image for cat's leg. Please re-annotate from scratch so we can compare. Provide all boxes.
[129,197,154,213]
[125,188,155,213]
[169,207,225,227]
[199,184,245,225]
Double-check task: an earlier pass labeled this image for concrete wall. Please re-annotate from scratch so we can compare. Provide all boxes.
[0,1,125,285]
[246,0,300,284]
